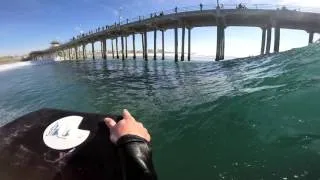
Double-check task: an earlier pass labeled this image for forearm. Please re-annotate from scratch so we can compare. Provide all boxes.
[117,135,157,180]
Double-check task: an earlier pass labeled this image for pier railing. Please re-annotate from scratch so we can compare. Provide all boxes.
[119,3,320,25]
[60,3,320,45]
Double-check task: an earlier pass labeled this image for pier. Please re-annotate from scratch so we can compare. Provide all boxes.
[28,4,320,61]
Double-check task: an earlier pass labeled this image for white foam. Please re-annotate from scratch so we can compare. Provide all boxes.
[0,61,33,72]
[241,85,286,93]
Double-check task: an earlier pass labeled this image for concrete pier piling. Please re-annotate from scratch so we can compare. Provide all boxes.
[78,46,81,59]
[274,25,280,53]
[144,31,148,60]
[116,37,119,59]
[161,30,165,60]
[121,36,125,60]
[91,42,95,60]
[309,32,314,44]
[75,46,79,60]
[188,28,191,61]
[174,28,178,62]
[216,24,225,61]
[111,39,115,59]
[100,42,103,58]
[181,27,185,61]
[102,39,107,60]
[261,28,266,55]
[125,36,128,59]
[266,27,272,54]
[72,48,74,60]
[68,49,71,60]
[142,33,145,59]
[132,34,136,59]
[154,30,157,60]
[82,44,86,59]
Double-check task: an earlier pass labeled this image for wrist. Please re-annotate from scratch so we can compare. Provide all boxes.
[116,134,150,146]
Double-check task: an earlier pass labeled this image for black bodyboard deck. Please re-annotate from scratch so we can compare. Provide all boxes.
[0,108,123,180]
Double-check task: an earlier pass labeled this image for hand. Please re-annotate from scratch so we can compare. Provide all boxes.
[104,109,151,144]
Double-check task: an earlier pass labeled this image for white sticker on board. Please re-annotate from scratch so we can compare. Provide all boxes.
[43,116,90,150]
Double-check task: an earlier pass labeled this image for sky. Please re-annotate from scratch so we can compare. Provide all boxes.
[1,0,320,58]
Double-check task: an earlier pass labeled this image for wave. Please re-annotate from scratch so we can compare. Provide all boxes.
[0,61,33,72]
[0,60,59,72]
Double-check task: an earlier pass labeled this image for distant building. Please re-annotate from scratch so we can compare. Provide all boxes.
[26,41,61,61]
[50,41,60,47]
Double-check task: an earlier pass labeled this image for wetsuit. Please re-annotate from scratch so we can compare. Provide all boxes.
[117,135,157,180]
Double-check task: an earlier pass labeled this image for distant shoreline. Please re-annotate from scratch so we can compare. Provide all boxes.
[0,56,23,65]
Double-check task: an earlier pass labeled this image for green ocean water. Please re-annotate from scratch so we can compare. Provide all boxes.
[2,44,320,179]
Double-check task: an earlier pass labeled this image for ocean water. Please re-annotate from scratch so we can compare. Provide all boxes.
[1,44,320,179]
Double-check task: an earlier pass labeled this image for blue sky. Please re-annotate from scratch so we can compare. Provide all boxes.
[1,0,320,58]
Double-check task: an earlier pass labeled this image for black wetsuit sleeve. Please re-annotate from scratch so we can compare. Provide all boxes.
[116,135,157,180]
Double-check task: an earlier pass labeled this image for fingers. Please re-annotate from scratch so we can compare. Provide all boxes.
[123,109,135,121]
[110,134,117,143]
[104,118,116,129]
[146,133,151,142]
[136,122,142,127]
[144,129,151,142]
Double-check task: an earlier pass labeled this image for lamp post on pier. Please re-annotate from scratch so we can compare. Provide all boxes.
[118,7,123,25]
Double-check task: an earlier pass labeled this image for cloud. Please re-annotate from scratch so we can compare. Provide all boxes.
[244,0,320,8]
[55,36,62,41]
[277,0,320,7]
[74,26,84,34]
[218,0,320,8]
[113,9,119,16]
[152,0,165,3]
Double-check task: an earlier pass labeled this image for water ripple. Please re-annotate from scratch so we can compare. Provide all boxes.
[2,45,320,179]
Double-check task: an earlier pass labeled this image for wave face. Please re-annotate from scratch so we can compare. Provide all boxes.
[0,59,58,72]
[1,45,320,179]
[0,61,32,72]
